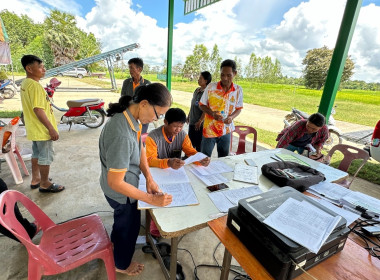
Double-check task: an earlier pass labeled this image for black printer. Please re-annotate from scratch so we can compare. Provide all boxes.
[227,187,349,280]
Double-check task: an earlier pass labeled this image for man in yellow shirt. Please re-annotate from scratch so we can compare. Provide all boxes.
[20,55,64,193]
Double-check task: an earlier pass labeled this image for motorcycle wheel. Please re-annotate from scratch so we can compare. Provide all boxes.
[2,87,16,99]
[83,109,105,128]
[324,130,343,149]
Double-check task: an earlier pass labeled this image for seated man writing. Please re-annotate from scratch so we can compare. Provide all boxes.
[276,113,329,158]
[146,108,210,169]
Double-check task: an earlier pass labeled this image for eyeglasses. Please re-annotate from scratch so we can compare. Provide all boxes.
[153,105,165,120]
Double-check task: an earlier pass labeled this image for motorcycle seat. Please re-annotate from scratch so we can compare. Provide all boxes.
[67,99,103,108]
[293,109,309,119]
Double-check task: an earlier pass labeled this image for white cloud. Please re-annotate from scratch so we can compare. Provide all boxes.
[40,0,82,16]
[1,0,49,23]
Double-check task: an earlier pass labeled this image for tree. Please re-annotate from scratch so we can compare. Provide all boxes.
[172,63,183,76]
[302,46,355,90]
[44,10,81,66]
[183,44,209,80]
[209,44,222,81]
[233,56,243,80]
[244,53,260,79]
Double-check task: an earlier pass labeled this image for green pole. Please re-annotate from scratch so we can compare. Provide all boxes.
[166,0,174,91]
[319,0,362,121]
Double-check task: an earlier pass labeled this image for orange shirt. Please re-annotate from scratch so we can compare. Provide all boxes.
[145,126,198,169]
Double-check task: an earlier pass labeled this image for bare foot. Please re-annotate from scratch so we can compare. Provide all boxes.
[116,262,144,276]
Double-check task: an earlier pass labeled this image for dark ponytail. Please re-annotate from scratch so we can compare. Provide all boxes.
[107,95,133,117]
[107,83,172,117]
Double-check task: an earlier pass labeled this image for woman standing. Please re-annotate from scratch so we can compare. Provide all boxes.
[99,83,173,276]
[187,71,212,151]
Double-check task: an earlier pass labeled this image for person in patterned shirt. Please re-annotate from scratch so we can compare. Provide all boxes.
[276,113,329,157]
[199,59,243,157]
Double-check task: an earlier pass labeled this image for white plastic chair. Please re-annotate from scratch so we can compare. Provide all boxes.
[0,117,29,184]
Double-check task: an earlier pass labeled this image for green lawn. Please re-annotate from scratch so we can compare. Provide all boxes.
[168,79,380,127]
[81,74,380,128]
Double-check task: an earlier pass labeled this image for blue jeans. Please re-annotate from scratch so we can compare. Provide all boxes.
[201,133,231,158]
[285,144,305,154]
[105,196,141,270]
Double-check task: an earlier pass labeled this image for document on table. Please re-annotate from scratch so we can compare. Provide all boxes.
[208,191,235,213]
[189,166,229,186]
[191,160,233,176]
[208,186,263,212]
[139,166,189,186]
[314,198,360,226]
[223,186,262,205]
[138,182,199,209]
[233,163,258,184]
[341,191,380,216]
[264,198,341,253]
[184,152,208,165]
[275,153,310,167]
[307,181,352,204]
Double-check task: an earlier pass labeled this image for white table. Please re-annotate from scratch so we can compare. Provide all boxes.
[145,148,348,279]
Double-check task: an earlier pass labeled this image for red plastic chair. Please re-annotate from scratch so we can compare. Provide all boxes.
[230,126,258,155]
[325,144,370,189]
[0,116,29,184]
[0,190,116,280]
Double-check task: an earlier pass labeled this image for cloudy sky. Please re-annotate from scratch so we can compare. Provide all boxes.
[2,0,380,82]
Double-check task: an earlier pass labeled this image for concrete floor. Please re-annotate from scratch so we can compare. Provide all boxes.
[0,122,252,280]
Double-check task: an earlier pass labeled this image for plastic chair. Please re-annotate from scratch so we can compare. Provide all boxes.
[326,144,370,188]
[230,126,258,155]
[0,117,29,184]
[0,190,116,280]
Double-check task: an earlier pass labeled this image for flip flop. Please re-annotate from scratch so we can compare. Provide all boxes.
[30,178,53,189]
[39,183,65,193]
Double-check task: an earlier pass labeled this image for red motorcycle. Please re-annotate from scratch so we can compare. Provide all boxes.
[21,78,106,129]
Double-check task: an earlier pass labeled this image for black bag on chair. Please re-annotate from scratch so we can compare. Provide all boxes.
[261,161,325,192]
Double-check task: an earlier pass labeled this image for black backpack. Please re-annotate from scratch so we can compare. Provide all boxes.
[261,161,325,192]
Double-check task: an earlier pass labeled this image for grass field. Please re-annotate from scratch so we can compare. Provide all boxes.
[165,77,380,127]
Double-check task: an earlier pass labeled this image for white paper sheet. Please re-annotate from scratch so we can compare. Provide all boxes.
[208,186,263,213]
[316,198,360,226]
[191,160,233,176]
[341,192,380,216]
[308,181,352,202]
[224,186,263,205]
[264,198,341,253]
[233,163,258,184]
[208,191,235,213]
[139,166,189,186]
[189,166,229,186]
[184,152,208,165]
[138,182,198,209]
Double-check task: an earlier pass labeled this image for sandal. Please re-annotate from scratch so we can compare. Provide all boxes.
[31,178,53,189]
[39,183,65,193]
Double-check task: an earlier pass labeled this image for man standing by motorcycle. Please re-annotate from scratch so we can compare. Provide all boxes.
[20,55,65,193]
[276,113,329,159]
[121,58,151,133]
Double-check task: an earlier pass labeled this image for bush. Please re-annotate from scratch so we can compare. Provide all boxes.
[0,71,8,80]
